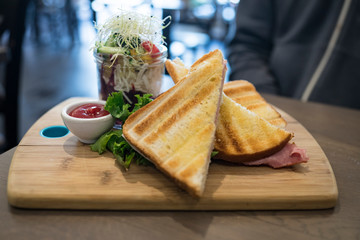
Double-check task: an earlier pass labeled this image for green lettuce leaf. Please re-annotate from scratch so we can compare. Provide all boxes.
[104,92,131,122]
[211,151,219,158]
[91,129,152,171]
[92,92,154,170]
[104,92,153,122]
[132,93,153,112]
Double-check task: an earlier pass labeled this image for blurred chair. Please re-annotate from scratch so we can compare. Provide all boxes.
[0,0,30,151]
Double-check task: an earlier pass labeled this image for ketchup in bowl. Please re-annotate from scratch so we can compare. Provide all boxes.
[69,103,109,118]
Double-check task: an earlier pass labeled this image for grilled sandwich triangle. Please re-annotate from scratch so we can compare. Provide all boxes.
[165,56,292,163]
[123,50,226,197]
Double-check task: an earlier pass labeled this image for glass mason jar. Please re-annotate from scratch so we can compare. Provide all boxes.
[94,45,167,106]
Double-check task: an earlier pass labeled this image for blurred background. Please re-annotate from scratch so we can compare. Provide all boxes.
[0,0,239,152]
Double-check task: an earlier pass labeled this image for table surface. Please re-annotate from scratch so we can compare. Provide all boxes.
[1,94,359,240]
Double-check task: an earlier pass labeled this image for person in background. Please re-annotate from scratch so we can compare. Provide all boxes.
[227,0,360,109]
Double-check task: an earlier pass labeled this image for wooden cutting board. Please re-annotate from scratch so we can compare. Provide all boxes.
[7,98,338,210]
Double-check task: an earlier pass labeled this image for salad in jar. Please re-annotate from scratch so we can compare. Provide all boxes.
[93,10,170,106]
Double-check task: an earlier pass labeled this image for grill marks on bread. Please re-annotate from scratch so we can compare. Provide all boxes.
[223,85,255,98]
[133,95,181,136]
[133,60,218,137]
[143,78,218,146]
[123,49,225,197]
[223,80,286,128]
[214,95,292,162]
[159,124,215,189]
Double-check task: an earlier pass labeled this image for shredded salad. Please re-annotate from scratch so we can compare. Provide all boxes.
[93,10,171,104]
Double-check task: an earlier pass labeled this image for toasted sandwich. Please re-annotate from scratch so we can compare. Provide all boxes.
[165,57,188,84]
[165,57,188,85]
[215,94,292,162]
[223,80,287,128]
[165,57,292,163]
[123,50,226,197]
[165,59,286,128]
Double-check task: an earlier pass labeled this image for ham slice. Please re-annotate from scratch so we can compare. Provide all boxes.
[242,143,309,168]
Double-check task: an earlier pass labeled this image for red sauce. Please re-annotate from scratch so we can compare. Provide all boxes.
[69,103,110,118]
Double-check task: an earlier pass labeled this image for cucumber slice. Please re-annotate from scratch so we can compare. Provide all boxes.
[104,34,117,47]
[97,46,124,55]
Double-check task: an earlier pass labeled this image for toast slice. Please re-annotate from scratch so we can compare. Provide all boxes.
[214,94,292,162]
[165,59,286,128]
[123,50,226,197]
[223,80,287,128]
[165,57,188,84]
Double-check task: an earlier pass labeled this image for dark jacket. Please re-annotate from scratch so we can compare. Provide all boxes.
[227,0,360,109]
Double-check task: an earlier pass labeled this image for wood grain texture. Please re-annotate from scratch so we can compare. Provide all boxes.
[7,98,338,210]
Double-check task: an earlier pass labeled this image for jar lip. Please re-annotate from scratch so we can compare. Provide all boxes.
[94,45,168,59]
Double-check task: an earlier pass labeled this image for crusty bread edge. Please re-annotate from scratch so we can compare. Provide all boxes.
[165,59,188,84]
[214,132,293,163]
[123,134,205,197]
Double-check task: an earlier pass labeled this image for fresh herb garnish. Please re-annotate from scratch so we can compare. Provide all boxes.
[91,92,153,170]
[94,9,171,58]
[211,151,219,158]
[104,91,153,122]
[91,129,152,170]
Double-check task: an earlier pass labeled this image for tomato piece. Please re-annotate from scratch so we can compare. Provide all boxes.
[141,41,160,55]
